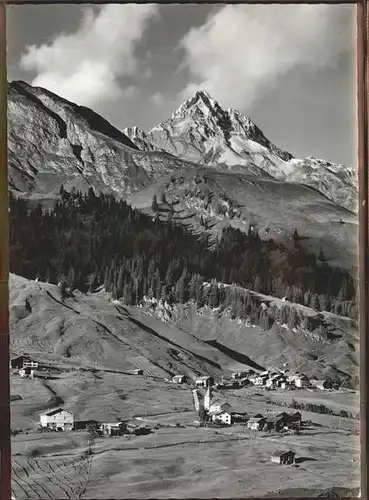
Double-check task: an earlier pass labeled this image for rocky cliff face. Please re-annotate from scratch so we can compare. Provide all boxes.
[124,90,357,212]
[8,81,194,198]
[122,126,164,153]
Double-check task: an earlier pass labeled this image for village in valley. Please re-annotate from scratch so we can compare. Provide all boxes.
[10,352,359,476]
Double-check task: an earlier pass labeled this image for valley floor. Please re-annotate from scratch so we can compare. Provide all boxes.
[11,370,360,499]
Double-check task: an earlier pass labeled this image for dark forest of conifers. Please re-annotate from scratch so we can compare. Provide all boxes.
[9,187,357,321]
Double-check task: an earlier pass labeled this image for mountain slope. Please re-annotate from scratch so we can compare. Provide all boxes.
[9,273,251,378]
[9,273,359,386]
[124,91,357,212]
[8,81,195,198]
[126,165,358,271]
[8,81,358,271]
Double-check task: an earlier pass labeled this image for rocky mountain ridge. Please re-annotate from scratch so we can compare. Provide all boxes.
[124,90,357,212]
[8,80,195,198]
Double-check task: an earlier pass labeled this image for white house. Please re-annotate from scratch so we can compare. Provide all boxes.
[39,408,74,431]
[251,375,267,386]
[210,409,232,425]
[195,376,214,388]
[294,375,309,388]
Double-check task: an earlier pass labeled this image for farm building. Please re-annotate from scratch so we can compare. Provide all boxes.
[127,424,151,435]
[209,400,232,414]
[290,412,302,426]
[133,369,143,375]
[271,450,296,465]
[39,408,74,431]
[19,367,34,379]
[172,375,187,384]
[247,417,266,431]
[265,416,285,432]
[10,356,31,370]
[100,422,127,436]
[209,409,232,426]
[280,381,294,390]
[275,412,291,423]
[195,376,214,388]
[74,420,101,431]
[232,412,249,423]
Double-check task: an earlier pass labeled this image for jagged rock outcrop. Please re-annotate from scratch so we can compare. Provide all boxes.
[122,126,163,153]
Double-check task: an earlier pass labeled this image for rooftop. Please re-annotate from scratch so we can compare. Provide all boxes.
[39,407,72,417]
[271,449,295,457]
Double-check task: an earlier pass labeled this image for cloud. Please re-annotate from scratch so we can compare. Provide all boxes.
[178,5,355,109]
[149,92,165,107]
[19,4,158,107]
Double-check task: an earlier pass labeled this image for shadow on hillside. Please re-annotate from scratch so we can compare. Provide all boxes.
[205,340,265,371]
[126,314,222,370]
[295,456,318,464]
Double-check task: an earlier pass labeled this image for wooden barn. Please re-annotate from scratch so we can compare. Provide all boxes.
[271,449,296,465]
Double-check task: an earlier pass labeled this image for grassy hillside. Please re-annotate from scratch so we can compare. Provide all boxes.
[9,274,250,379]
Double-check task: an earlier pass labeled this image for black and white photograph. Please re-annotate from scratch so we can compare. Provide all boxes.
[5,3,361,498]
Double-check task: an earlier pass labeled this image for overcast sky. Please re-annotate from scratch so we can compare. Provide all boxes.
[7,3,357,167]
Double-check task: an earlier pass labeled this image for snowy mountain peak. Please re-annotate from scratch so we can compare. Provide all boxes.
[125,90,357,212]
[171,90,223,121]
